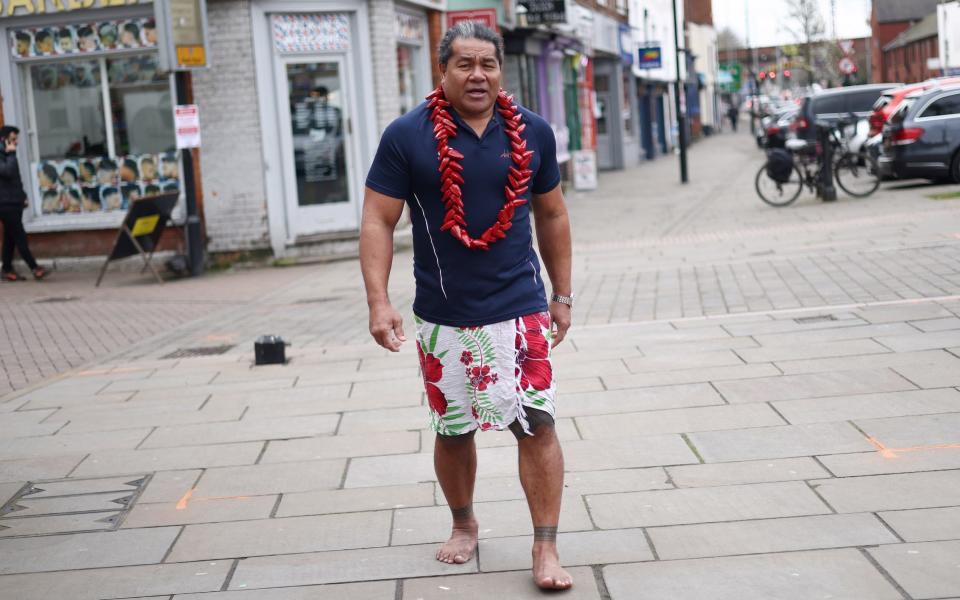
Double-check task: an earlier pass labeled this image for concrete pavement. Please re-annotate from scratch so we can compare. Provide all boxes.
[2,128,960,598]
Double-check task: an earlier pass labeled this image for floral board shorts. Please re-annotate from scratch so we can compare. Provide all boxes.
[415,311,557,437]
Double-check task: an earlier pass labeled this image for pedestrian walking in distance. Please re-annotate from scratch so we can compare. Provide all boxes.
[0,125,46,281]
[360,22,574,590]
[727,102,739,132]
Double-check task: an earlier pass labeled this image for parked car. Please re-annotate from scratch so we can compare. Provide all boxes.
[869,77,960,136]
[793,83,900,142]
[761,108,799,149]
[879,84,960,182]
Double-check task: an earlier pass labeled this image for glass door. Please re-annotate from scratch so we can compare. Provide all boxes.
[275,56,357,236]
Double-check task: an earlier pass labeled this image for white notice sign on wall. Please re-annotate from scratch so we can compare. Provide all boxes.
[175,104,201,149]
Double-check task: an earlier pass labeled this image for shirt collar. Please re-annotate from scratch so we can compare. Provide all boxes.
[446,102,504,140]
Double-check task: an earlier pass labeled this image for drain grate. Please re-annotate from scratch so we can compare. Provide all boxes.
[794,314,837,324]
[35,296,79,303]
[161,344,235,359]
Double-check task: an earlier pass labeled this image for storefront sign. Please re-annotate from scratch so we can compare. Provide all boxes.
[155,0,208,69]
[271,13,350,53]
[0,0,148,18]
[572,149,597,190]
[395,12,424,44]
[10,17,157,58]
[592,12,619,55]
[175,104,200,149]
[637,46,662,69]
[517,0,565,26]
[445,8,497,31]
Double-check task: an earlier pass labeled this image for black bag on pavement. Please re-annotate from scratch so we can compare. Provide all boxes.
[766,148,794,184]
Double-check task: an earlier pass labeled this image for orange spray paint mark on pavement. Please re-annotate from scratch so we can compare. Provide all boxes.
[868,436,960,459]
[175,488,195,510]
[867,436,899,459]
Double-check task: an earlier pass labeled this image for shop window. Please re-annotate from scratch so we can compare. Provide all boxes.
[397,45,417,115]
[108,54,175,155]
[622,70,633,135]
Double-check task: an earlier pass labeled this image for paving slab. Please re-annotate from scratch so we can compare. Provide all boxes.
[260,431,420,463]
[0,455,85,483]
[562,435,698,471]
[666,457,830,487]
[879,506,960,542]
[391,497,592,546]
[4,490,134,517]
[910,316,960,332]
[73,442,264,478]
[14,391,137,411]
[138,470,203,503]
[0,428,151,460]
[713,368,916,404]
[751,322,918,347]
[648,513,897,560]
[559,383,725,417]
[167,511,392,562]
[603,548,901,600]
[277,483,435,517]
[140,414,340,448]
[19,474,148,498]
[336,407,429,434]
[586,481,830,529]
[893,360,960,388]
[193,459,346,497]
[688,422,874,462]
[621,350,744,373]
[122,495,278,528]
[53,405,245,435]
[855,412,960,448]
[173,581,397,599]
[819,447,960,476]
[811,470,960,512]
[0,526,180,574]
[575,403,785,439]
[734,338,891,363]
[0,481,24,504]
[0,560,230,600]
[855,303,956,324]
[869,540,960,599]
[228,543,476,589]
[0,410,62,439]
[478,528,653,572]
[417,418,580,452]
[721,315,867,336]
[345,447,517,488]
[0,510,124,536]
[403,567,599,599]
[772,348,957,375]
[875,330,960,352]
[773,388,960,424]
[601,363,780,390]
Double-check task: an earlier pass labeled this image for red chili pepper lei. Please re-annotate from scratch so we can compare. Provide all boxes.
[427,86,531,251]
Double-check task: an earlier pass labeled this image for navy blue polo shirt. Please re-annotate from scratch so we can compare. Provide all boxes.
[366,100,561,327]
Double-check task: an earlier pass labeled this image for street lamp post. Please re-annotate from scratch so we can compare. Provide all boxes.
[672,0,688,184]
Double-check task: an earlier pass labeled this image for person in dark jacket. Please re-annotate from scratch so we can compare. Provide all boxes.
[0,125,46,281]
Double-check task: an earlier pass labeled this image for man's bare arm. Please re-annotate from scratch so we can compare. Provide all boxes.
[531,184,572,347]
[359,187,407,351]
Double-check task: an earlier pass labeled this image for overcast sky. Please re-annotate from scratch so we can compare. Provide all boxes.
[712,0,872,48]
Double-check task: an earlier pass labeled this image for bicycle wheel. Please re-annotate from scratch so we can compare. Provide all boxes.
[755,162,803,207]
[834,152,880,197]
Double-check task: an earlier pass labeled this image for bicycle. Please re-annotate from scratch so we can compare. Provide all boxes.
[755,122,880,207]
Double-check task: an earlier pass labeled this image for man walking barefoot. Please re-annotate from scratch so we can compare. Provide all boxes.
[359,22,573,591]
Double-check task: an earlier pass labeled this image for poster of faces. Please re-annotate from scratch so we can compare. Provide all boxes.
[36,152,180,215]
[11,18,157,59]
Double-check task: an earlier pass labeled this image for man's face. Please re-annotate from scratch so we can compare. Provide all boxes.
[79,35,96,51]
[6,132,18,148]
[37,37,53,54]
[59,36,74,52]
[440,37,501,117]
[16,38,30,55]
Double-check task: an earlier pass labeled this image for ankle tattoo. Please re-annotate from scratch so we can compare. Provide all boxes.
[533,526,558,542]
[450,504,474,521]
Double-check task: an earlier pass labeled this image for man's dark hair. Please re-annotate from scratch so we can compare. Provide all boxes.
[0,125,20,139]
[15,32,30,44]
[437,21,504,67]
[124,23,139,36]
[98,158,117,170]
[35,30,52,44]
[77,26,94,38]
[41,163,58,181]
[58,27,72,39]
[123,158,138,176]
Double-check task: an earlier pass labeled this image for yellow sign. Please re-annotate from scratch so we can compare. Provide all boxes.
[2,0,142,18]
[176,45,205,68]
[130,214,159,237]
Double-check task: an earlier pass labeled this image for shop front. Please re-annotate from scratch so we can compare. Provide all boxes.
[395,5,433,116]
[0,1,183,256]
[591,12,636,171]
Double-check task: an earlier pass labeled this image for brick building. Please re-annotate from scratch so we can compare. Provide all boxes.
[870,0,940,84]
[881,12,939,85]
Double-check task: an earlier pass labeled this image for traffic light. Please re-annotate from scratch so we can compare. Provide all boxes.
[784,69,791,79]
[758,71,766,80]
[769,71,777,79]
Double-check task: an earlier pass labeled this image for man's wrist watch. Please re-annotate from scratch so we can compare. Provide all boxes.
[550,293,573,307]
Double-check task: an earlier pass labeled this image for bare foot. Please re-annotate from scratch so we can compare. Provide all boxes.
[436,518,478,564]
[533,541,573,590]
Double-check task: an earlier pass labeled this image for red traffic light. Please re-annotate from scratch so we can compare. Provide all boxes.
[784,69,791,78]
[758,71,766,79]
[769,71,777,79]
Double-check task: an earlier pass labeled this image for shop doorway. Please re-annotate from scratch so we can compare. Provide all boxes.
[274,55,358,237]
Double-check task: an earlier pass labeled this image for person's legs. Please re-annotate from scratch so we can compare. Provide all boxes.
[0,210,17,273]
[434,429,479,564]
[517,422,572,589]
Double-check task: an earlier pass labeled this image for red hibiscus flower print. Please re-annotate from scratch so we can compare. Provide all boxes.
[468,365,497,391]
[480,422,493,431]
[517,314,553,391]
[418,344,446,415]
[418,344,443,384]
[460,351,473,365]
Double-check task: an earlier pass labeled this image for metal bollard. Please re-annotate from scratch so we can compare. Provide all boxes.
[817,121,837,202]
[254,335,286,365]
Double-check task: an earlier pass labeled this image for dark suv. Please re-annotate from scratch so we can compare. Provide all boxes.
[794,83,899,141]
[880,84,960,182]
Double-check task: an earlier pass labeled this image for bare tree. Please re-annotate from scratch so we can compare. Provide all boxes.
[784,0,826,84]
[717,27,743,52]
